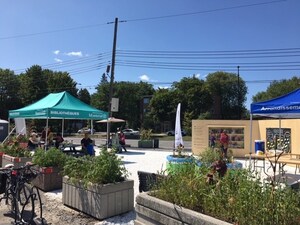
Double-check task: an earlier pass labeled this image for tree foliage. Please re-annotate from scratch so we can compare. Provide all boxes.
[149,88,177,123]
[172,76,212,119]
[205,71,247,119]
[18,65,48,105]
[91,81,154,129]
[78,88,91,104]
[46,70,78,96]
[0,69,22,118]
[252,76,300,102]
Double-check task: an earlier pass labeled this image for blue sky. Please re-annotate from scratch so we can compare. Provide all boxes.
[0,0,299,109]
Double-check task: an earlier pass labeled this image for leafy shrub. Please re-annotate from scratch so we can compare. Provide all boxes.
[151,163,300,225]
[0,136,31,157]
[140,129,152,140]
[198,147,223,164]
[63,149,129,185]
[32,147,67,169]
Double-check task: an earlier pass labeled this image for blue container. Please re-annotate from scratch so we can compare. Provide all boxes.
[87,145,95,156]
[255,140,265,153]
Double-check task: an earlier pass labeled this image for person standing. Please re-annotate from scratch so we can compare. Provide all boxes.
[219,130,229,158]
[210,132,216,148]
[118,130,127,152]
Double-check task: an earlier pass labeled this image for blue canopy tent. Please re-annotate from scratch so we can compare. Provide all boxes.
[250,88,300,154]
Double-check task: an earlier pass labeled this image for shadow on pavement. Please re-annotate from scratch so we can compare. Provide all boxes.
[116,151,145,155]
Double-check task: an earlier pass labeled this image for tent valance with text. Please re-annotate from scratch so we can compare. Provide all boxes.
[250,88,300,118]
[9,91,109,120]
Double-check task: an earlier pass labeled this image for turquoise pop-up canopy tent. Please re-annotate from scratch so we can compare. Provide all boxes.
[9,91,108,120]
[8,91,108,142]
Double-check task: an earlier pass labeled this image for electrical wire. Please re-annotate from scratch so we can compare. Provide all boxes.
[126,0,286,22]
[0,0,286,40]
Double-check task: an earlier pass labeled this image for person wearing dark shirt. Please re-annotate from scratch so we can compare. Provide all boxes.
[55,133,64,149]
[81,133,94,155]
[27,132,39,150]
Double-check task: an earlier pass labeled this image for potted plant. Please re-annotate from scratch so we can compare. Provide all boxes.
[138,129,154,148]
[166,143,195,173]
[0,135,32,168]
[62,149,134,220]
[31,147,67,191]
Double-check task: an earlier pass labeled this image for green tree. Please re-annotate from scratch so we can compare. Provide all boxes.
[0,69,22,118]
[91,81,110,111]
[252,76,300,102]
[149,88,176,123]
[78,88,91,104]
[92,81,154,129]
[205,71,247,119]
[18,65,48,105]
[149,76,213,132]
[112,81,154,129]
[46,70,78,96]
[172,76,212,119]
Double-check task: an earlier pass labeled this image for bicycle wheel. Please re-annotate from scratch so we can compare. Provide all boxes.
[3,177,14,213]
[17,183,35,223]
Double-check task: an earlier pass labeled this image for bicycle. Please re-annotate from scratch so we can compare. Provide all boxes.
[0,163,47,225]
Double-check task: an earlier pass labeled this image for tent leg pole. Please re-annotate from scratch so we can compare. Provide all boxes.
[249,114,253,165]
[62,119,64,138]
[45,119,49,150]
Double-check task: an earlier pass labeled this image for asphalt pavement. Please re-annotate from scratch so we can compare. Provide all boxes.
[63,136,192,151]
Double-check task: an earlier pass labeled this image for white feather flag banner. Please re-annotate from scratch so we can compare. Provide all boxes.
[175,103,184,148]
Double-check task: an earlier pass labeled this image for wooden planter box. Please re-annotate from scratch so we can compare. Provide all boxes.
[62,176,134,220]
[135,192,232,225]
[138,140,153,148]
[31,166,63,192]
[2,154,32,169]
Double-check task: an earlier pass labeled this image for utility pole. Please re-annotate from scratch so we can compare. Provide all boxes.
[106,17,118,144]
[237,66,241,119]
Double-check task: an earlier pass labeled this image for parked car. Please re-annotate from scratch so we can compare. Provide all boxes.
[122,129,139,136]
[77,128,96,134]
[166,130,187,136]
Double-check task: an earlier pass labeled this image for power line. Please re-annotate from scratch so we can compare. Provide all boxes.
[125,0,286,22]
[0,0,286,41]
[0,22,108,40]
[13,52,111,74]
[116,62,300,72]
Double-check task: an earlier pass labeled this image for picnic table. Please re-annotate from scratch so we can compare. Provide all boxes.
[245,151,286,175]
[269,154,300,175]
[60,143,85,157]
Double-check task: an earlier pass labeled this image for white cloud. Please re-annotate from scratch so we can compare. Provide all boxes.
[195,73,200,78]
[54,58,63,63]
[139,74,150,81]
[66,51,83,57]
[53,50,60,55]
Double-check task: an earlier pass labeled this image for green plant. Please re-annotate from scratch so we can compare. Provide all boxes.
[32,147,67,169]
[0,136,31,157]
[63,149,129,185]
[151,164,300,225]
[198,148,223,165]
[140,129,152,140]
